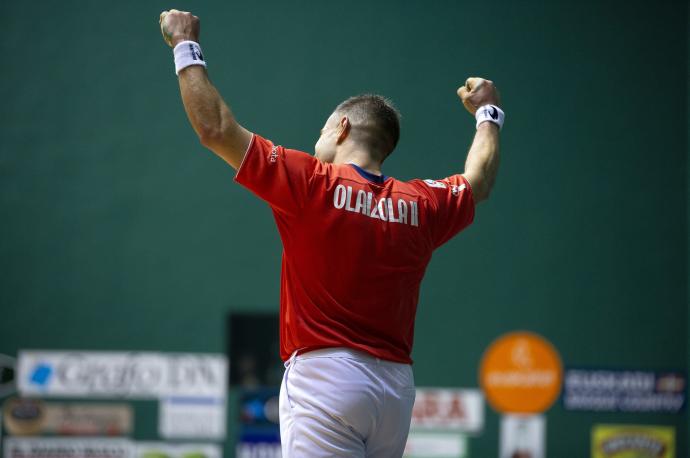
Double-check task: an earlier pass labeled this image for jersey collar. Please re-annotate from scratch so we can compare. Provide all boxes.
[348,163,388,184]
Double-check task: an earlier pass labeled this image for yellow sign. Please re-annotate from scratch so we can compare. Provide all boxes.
[479,331,562,414]
[591,425,675,458]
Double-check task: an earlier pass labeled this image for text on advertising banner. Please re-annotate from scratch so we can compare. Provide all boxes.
[564,369,686,413]
[17,351,227,399]
[3,437,131,458]
[409,388,483,434]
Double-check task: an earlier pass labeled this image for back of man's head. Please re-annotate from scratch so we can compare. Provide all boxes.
[334,95,400,161]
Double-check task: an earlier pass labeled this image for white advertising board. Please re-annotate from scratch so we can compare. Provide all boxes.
[499,414,545,458]
[4,437,131,458]
[410,388,484,433]
[4,439,222,458]
[159,397,226,440]
[17,351,227,399]
[404,432,467,458]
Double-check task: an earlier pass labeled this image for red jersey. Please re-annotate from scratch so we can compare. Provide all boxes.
[235,134,475,363]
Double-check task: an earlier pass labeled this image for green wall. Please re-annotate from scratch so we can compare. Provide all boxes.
[1,0,687,456]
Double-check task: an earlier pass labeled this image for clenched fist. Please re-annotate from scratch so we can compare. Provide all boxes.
[457,78,500,115]
[159,9,200,47]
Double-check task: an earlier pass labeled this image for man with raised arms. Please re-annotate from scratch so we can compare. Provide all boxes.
[159,9,503,457]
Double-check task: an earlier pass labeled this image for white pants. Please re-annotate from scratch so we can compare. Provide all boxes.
[279,348,415,457]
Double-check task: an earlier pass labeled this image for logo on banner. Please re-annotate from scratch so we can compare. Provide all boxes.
[592,425,675,458]
[29,363,53,387]
[18,351,227,399]
[410,388,483,434]
[479,331,562,414]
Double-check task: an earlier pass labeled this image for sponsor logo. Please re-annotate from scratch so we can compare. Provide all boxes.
[592,425,675,458]
[18,352,227,399]
[480,332,562,414]
[410,388,484,433]
[3,397,46,436]
[29,363,53,387]
[423,179,446,189]
[601,435,666,455]
[189,43,204,61]
[657,373,685,393]
[488,106,498,120]
[451,184,465,196]
[269,146,278,163]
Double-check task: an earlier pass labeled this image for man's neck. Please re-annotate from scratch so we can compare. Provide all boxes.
[333,149,383,176]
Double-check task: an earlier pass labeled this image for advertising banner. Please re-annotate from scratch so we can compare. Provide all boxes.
[3,397,132,436]
[499,414,545,458]
[17,352,227,399]
[410,389,483,434]
[236,389,281,458]
[159,397,225,440]
[235,443,281,458]
[3,438,131,458]
[3,439,222,458]
[564,369,685,413]
[591,424,675,458]
[479,332,562,414]
[403,432,467,458]
[135,443,221,458]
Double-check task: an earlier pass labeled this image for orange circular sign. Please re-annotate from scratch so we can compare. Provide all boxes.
[479,331,562,414]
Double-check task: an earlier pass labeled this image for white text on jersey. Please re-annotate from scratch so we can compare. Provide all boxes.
[332,185,419,227]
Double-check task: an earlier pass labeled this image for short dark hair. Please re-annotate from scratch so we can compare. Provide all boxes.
[334,94,400,160]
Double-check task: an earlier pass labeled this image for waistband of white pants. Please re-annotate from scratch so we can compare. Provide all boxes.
[287,347,410,367]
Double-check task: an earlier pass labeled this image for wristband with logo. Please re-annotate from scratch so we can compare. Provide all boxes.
[475,104,505,130]
[173,40,207,75]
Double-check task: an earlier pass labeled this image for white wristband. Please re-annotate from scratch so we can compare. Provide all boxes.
[173,40,207,75]
[475,104,505,130]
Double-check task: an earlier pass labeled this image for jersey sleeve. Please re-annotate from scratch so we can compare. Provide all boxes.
[234,134,320,215]
[414,174,476,248]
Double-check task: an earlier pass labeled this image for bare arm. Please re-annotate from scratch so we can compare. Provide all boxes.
[457,77,502,203]
[463,122,500,203]
[160,10,252,169]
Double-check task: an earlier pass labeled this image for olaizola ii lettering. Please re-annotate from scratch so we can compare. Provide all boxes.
[332,184,419,226]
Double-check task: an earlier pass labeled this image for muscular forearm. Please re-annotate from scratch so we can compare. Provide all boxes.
[161,9,251,169]
[456,77,502,203]
[463,122,500,203]
[177,66,251,169]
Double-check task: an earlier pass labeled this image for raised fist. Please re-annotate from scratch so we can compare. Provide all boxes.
[159,9,200,47]
[457,77,501,115]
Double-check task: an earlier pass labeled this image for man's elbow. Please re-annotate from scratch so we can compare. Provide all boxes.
[463,172,494,204]
[473,182,492,203]
[198,127,223,149]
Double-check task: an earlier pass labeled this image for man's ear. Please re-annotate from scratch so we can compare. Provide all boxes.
[336,116,350,144]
